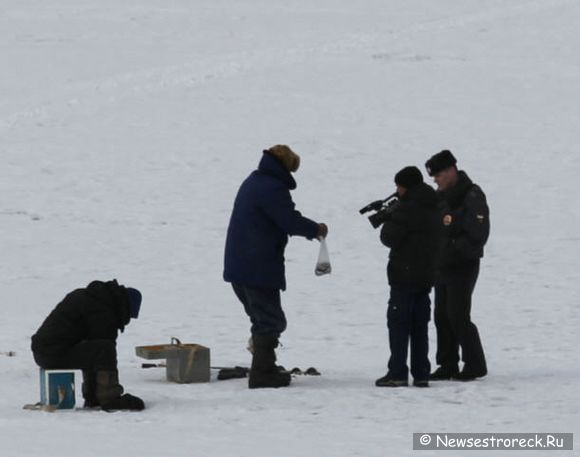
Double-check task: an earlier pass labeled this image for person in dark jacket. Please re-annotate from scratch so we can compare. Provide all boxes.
[224,145,328,389]
[31,280,145,411]
[425,150,490,381]
[375,166,439,388]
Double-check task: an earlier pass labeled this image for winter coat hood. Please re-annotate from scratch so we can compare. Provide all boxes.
[258,153,297,190]
[85,279,131,331]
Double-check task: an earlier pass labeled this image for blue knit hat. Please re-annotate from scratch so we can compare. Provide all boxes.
[126,288,142,319]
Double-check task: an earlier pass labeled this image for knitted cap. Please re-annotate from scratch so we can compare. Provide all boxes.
[126,288,142,319]
[394,166,423,189]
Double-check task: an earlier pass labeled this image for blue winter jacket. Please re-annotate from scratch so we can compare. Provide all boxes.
[223,153,320,290]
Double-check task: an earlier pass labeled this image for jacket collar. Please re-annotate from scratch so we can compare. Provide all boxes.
[441,170,473,208]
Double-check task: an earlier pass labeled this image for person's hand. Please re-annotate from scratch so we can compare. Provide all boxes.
[317,223,328,239]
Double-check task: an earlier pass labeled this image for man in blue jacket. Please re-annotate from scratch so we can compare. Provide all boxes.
[224,145,328,388]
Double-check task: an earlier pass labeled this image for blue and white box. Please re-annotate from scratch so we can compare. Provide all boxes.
[39,369,76,409]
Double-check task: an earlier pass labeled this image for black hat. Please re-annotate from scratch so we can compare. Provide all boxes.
[425,150,457,176]
[394,166,423,189]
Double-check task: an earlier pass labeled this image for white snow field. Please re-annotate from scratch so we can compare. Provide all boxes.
[1,1,579,456]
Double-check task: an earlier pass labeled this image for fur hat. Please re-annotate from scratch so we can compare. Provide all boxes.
[265,145,301,172]
[425,150,457,176]
[394,166,423,189]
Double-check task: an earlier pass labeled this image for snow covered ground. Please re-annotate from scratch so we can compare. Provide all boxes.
[1,0,579,455]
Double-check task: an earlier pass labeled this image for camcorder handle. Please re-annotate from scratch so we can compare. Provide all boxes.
[359,192,398,214]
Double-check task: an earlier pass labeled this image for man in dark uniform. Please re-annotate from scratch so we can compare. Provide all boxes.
[31,280,145,411]
[376,166,439,387]
[425,150,490,381]
[224,145,328,389]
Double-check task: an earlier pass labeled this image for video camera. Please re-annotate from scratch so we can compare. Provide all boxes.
[359,192,400,229]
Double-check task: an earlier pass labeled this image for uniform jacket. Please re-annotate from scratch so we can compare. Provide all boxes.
[437,171,490,271]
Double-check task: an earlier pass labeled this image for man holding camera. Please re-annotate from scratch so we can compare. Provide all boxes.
[425,150,490,381]
[224,145,328,389]
[375,166,438,387]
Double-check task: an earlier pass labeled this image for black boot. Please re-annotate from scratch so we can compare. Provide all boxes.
[82,370,99,408]
[375,374,408,387]
[429,365,459,381]
[96,370,145,411]
[248,335,291,389]
[454,366,487,381]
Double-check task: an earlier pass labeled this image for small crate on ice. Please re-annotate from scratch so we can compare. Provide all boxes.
[39,369,76,410]
[136,341,210,383]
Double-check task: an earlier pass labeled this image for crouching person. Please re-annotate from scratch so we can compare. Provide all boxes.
[376,167,438,388]
[31,280,145,411]
[224,145,328,389]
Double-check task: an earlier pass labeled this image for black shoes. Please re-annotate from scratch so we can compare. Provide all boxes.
[430,365,487,381]
[453,367,487,382]
[95,370,145,411]
[429,366,459,381]
[375,375,429,387]
[375,375,408,387]
[101,393,145,412]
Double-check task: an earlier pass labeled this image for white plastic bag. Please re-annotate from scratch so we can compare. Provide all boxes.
[315,238,332,276]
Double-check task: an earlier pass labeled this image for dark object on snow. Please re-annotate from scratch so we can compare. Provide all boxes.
[304,367,321,376]
[430,168,489,382]
[141,363,166,368]
[360,192,400,229]
[289,367,321,376]
[31,280,145,411]
[217,366,249,380]
[425,150,457,176]
[216,365,321,380]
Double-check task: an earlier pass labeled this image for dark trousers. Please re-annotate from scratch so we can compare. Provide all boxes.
[232,283,287,337]
[386,286,431,381]
[33,339,118,371]
[434,262,487,372]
